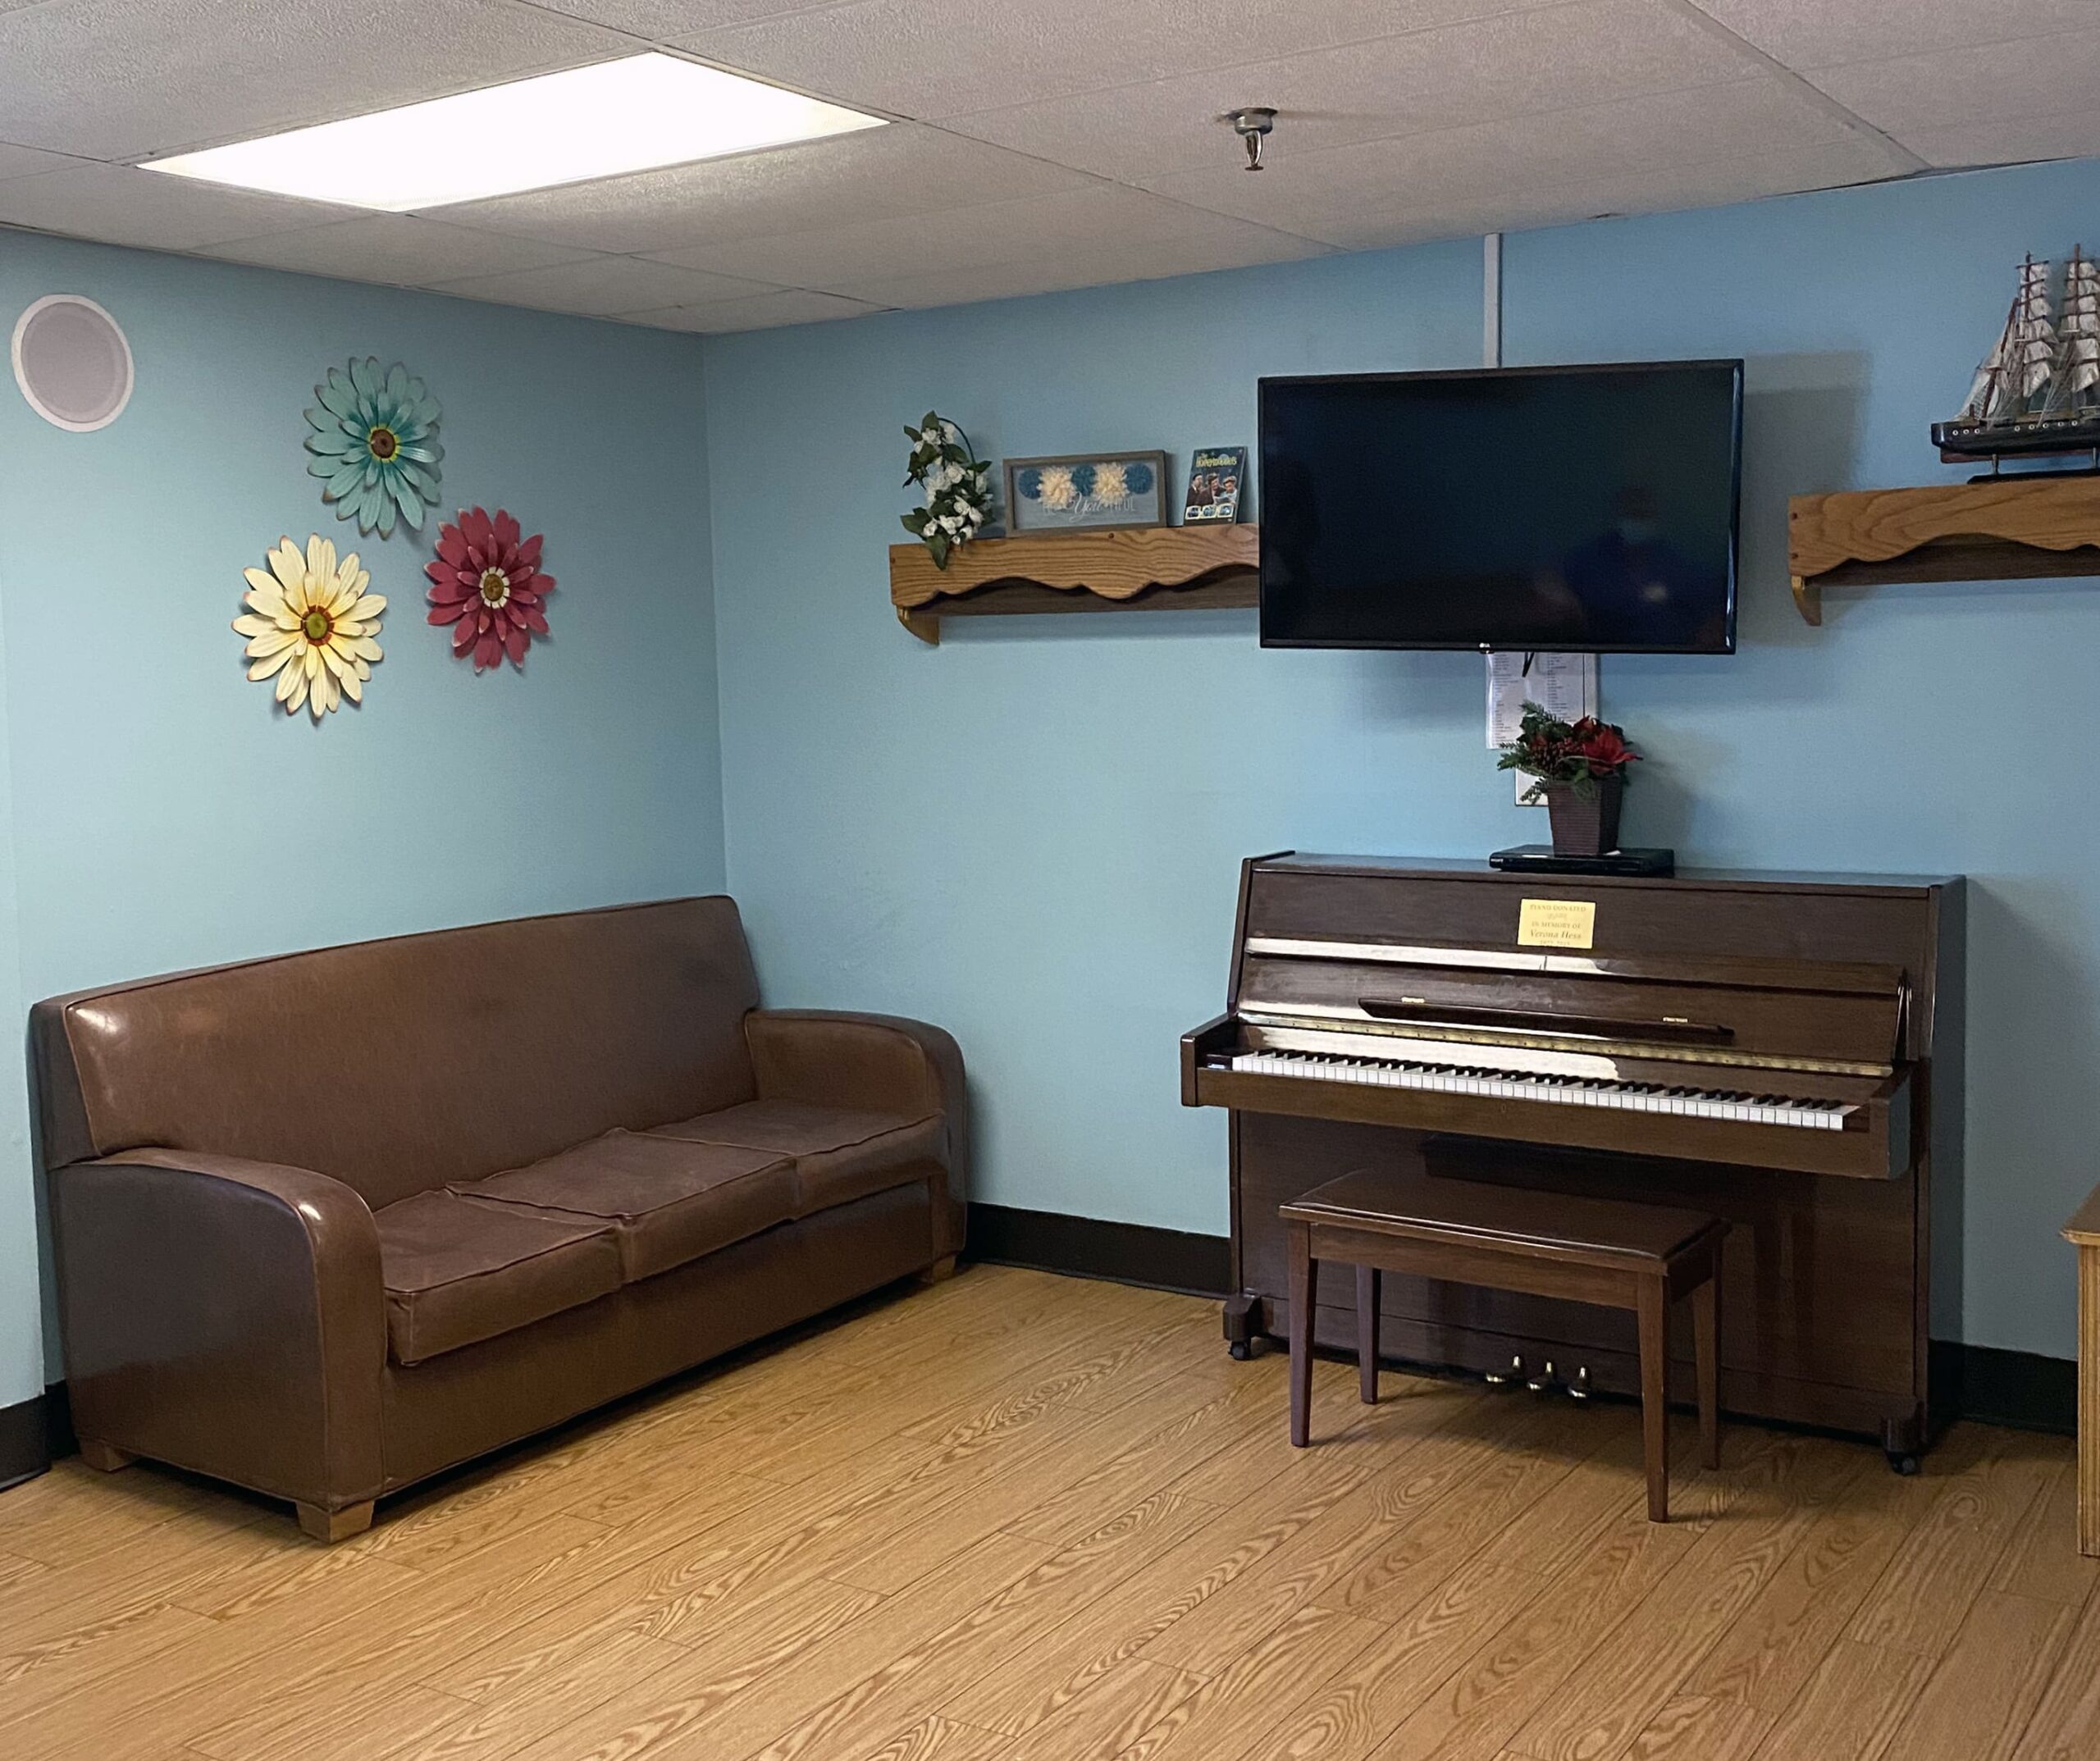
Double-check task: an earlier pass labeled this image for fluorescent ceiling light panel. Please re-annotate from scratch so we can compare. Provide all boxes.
[143,54,885,212]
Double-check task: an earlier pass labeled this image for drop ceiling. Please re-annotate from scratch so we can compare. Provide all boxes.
[0,0,2093,333]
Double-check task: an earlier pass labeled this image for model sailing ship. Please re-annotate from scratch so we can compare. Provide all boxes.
[1933,251,2100,468]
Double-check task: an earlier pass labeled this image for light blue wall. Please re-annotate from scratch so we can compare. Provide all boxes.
[3,157,2089,1398]
[0,231,722,1403]
[704,158,2100,1361]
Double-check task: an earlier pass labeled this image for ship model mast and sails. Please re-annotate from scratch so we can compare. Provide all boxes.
[2051,250,2100,417]
[1934,251,2100,467]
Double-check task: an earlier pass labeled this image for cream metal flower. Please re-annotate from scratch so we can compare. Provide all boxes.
[235,535,386,721]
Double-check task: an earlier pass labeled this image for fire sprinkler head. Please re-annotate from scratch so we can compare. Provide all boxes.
[1225,107,1277,171]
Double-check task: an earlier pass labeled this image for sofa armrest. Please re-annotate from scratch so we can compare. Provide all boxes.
[50,1148,386,1509]
[745,1010,968,1256]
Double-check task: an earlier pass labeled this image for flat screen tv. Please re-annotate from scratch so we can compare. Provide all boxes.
[1258,361,1742,653]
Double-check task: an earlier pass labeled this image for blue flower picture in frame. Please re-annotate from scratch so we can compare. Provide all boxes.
[1003,450,1168,532]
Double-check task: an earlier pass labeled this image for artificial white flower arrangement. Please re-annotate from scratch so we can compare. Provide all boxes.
[901,412,993,569]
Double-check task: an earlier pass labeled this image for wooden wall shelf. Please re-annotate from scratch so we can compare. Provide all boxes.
[889,524,1258,643]
[1787,476,2100,624]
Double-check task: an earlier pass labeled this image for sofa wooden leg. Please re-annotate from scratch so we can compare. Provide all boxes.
[296,1500,374,1544]
[78,1439,136,1472]
[917,1254,958,1286]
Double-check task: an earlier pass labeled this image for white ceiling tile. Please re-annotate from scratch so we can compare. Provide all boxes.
[195,215,605,284]
[1499,71,1865,162]
[641,185,1314,285]
[0,143,89,181]
[677,0,1570,120]
[621,288,883,331]
[1143,146,1517,244]
[1901,107,2100,172]
[524,1,853,35]
[431,254,781,314]
[1212,135,1910,253]
[1806,30,2100,135]
[1140,77,1858,244]
[836,227,1331,310]
[436,123,1094,253]
[0,0,2092,318]
[1506,135,1916,228]
[1320,194,1594,249]
[0,162,357,250]
[947,0,1761,182]
[0,0,627,159]
[1683,1,2094,68]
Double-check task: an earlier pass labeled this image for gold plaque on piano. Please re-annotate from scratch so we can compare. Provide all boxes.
[1517,898,1596,949]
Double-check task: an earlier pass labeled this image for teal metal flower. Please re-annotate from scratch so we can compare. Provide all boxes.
[304,358,442,538]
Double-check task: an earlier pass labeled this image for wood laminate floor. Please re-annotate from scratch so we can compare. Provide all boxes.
[2,1265,2093,1761]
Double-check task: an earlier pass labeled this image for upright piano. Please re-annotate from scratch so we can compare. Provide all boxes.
[1182,854,1962,1467]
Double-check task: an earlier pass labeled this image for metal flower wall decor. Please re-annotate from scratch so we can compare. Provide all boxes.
[235,535,386,721]
[427,507,554,672]
[305,358,442,537]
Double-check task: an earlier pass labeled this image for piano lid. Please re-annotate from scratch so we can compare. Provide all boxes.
[1230,857,1954,1065]
[1236,941,1901,1072]
[1242,936,1906,997]
[1259,853,1962,894]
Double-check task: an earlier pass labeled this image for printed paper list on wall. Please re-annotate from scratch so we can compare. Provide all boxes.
[1486,652,1597,748]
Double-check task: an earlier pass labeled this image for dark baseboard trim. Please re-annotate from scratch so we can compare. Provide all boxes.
[44,1380,76,1460]
[1933,1339,2075,1436]
[966,1209,2078,1435]
[0,1383,66,1492]
[965,1204,1230,1298]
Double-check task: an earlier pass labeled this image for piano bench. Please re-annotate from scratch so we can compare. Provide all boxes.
[1280,1170,1728,1522]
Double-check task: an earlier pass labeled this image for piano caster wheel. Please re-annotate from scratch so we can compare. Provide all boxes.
[1228,1341,1253,1362]
[1568,1366,1592,1400]
[1887,1450,1920,1476]
[1527,1359,1564,1397]
[1484,1354,1525,1387]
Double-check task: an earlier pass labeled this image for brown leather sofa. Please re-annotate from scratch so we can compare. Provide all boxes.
[33,898,965,1541]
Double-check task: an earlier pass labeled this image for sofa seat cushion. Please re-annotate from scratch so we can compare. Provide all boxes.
[649,1101,942,1216]
[450,1129,796,1283]
[374,1190,622,1366]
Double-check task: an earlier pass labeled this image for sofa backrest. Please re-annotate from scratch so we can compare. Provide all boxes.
[32,897,760,1208]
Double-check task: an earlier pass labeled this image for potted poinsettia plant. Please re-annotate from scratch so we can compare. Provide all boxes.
[1497,701,1641,856]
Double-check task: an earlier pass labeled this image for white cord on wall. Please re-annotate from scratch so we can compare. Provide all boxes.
[1483,232,1503,369]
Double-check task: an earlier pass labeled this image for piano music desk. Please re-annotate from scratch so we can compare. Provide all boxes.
[1281,1170,1726,1521]
[2064,1181,2100,1556]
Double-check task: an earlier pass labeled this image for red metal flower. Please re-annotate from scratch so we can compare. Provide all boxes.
[1573,724,1639,776]
[425,507,554,672]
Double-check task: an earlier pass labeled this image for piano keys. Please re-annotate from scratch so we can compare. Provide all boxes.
[1223,1046,1858,1130]
[1182,854,1962,1468]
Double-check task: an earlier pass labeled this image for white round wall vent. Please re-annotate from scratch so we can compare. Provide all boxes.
[11,294,134,432]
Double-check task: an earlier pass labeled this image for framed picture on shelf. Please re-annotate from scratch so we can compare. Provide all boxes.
[1003,451,1168,532]
[1182,446,1245,523]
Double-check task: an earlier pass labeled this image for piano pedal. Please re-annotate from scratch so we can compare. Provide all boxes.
[1483,1354,1525,1388]
[1568,1365,1591,1400]
[1527,1359,1564,1397]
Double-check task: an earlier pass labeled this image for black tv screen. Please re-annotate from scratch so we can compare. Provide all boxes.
[1258,361,1742,652]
